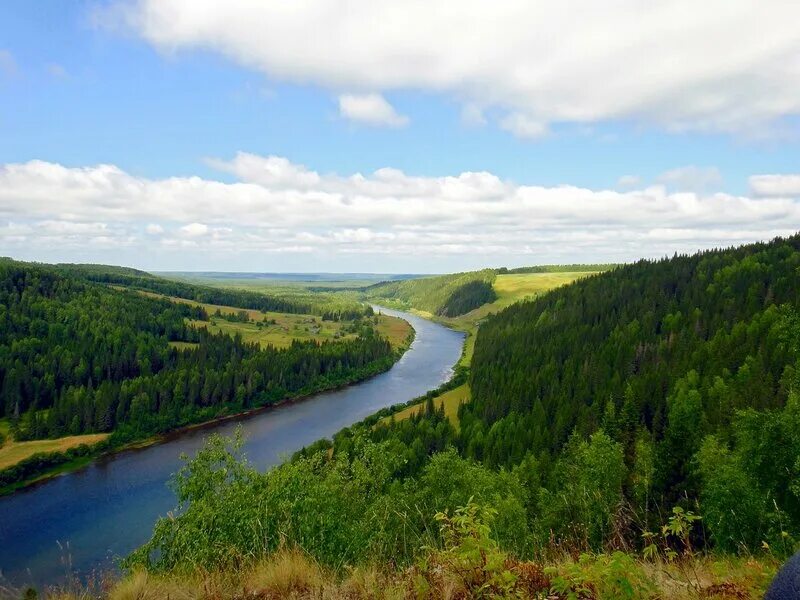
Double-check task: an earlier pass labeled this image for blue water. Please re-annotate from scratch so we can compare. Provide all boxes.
[0,307,464,588]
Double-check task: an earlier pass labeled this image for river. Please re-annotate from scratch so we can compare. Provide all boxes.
[0,307,464,589]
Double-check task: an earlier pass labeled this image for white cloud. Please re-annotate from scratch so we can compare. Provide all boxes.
[206,153,321,188]
[179,222,209,236]
[338,93,409,128]
[1,155,797,268]
[499,113,549,140]
[107,0,800,136]
[749,174,800,197]
[656,166,723,192]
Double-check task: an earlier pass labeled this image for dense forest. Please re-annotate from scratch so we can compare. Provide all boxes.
[0,260,397,452]
[463,236,800,551]
[133,235,800,586]
[365,269,497,317]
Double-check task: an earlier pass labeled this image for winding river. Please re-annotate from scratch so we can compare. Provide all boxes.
[0,307,464,589]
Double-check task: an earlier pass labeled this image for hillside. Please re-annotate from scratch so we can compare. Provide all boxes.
[0,260,406,493]
[86,237,797,600]
[364,269,498,317]
[28,259,370,320]
[461,236,800,551]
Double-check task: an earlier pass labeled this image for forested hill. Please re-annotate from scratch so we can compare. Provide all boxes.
[44,261,368,320]
[119,237,799,597]
[365,269,497,317]
[463,234,800,549]
[0,260,396,454]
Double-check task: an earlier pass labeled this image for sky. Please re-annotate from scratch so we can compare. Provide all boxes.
[1,1,800,273]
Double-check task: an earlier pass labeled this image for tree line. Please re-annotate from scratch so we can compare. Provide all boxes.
[329,235,800,555]
[0,260,396,451]
[50,261,371,321]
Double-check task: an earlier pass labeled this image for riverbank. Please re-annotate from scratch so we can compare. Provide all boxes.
[0,306,463,588]
[0,317,415,497]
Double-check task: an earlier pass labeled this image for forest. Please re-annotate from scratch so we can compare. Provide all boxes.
[364,269,498,317]
[117,236,800,598]
[53,261,370,320]
[0,259,400,487]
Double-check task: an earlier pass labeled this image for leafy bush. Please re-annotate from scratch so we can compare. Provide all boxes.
[416,500,518,598]
[125,432,529,572]
[537,431,626,549]
[547,552,655,600]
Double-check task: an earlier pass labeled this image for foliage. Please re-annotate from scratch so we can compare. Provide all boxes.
[546,552,655,599]
[365,269,497,317]
[125,434,529,573]
[0,260,399,487]
[0,439,109,488]
[417,500,517,598]
[537,431,626,548]
[49,260,368,320]
[499,263,617,274]
[462,235,800,551]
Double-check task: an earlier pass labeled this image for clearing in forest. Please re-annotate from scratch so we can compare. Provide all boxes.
[124,288,412,350]
[0,431,109,470]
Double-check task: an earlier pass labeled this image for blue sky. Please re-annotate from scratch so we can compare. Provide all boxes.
[1,1,800,272]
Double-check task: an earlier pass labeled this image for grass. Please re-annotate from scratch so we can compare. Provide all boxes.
[35,548,779,599]
[382,384,469,428]
[187,314,351,349]
[127,288,412,351]
[188,313,410,351]
[0,432,109,470]
[373,312,414,348]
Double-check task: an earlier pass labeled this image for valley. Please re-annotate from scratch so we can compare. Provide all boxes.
[1,239,798,599]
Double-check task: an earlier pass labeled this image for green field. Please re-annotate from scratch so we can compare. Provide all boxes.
[0,432,109,470]
[130,288,412,351]
[382,383,470,428]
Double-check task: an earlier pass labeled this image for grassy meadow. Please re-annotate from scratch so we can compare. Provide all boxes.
[382,383,469,428]
[129,288,412,350]
[0,432,109,470]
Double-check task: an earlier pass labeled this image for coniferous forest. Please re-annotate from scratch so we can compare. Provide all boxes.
[0,260,397,487]
[3,237,800,598]
[125,235,800,590]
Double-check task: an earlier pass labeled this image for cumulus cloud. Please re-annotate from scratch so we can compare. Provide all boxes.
[105,0,800,136]
[338,93,409,127]
[749,174,800,197]
[1,154,798,267]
